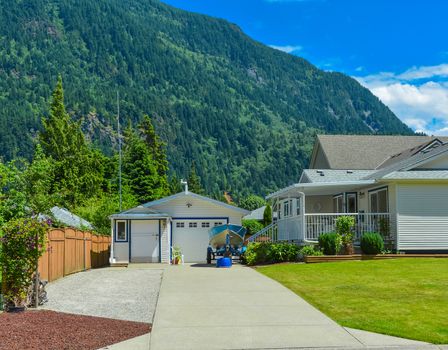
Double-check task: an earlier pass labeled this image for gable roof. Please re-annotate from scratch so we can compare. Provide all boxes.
[142,191,249,215]
[364,142,448,180]
[300,169,376,183]
[50,206,93,229]
[311,135,448,170]
[376,138,444,169]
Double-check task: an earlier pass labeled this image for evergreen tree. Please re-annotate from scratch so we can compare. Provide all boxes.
[38,76,104,207]
[263,203,272,227]
[139,116,169,197]
[123,125,159,203]
[187,161,205,194]
[168,173,182,194]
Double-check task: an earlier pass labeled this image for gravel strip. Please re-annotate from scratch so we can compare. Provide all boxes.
[43,268,162,323]
[0,310,150,350]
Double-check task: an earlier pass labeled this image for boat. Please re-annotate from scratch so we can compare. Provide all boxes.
[208,224,247,250]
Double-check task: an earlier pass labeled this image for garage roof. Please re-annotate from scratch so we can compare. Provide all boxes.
[109,206,170,219]
[142,191,250,215]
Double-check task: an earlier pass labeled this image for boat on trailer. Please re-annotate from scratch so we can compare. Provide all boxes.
[207,224,247,264]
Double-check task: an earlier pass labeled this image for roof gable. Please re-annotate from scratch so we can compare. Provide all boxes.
[313,135,448,170]
[364,142,448,180]
[142,191,249,215]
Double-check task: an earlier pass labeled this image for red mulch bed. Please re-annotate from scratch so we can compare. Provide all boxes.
[0,310,151,350]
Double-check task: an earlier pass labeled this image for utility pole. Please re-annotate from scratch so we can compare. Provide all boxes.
[117,91,122,212]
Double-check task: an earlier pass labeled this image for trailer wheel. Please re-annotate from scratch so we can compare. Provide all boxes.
[207,250,212,264]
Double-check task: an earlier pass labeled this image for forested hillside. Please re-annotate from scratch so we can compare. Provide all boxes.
[0,0,413,196]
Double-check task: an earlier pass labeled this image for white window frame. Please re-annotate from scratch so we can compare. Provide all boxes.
[201,222,210,228]
[115,220,127,242]
[176,222,185,228]
[333,194,344,213]
[214,222,223,227]
[189,222,197,228]
[296,198,301,216]
[369,187,389,213]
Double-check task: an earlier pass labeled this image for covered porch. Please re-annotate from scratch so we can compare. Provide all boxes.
[250,180,394,246]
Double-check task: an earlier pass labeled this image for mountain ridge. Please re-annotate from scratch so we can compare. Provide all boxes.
[0,0,413,196]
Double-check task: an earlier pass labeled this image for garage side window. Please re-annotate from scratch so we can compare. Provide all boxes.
[201,222,210,228]
[115,220,127,241]
[214,222,223,227]
[176,222,185,228]
[189,222,197,228]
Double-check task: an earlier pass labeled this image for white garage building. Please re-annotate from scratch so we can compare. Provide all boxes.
[110,190,249,264]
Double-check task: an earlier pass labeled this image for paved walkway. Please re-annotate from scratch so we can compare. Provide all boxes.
[149,264,433,350]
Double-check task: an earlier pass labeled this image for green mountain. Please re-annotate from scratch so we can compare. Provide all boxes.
[0,0,413,197]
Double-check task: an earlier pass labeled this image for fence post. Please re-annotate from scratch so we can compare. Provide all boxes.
[83,231,86,271]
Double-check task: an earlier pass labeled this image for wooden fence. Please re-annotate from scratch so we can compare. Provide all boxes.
[38,228,111,282]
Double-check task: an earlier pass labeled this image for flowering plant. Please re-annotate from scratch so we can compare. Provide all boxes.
[0,218,49,308]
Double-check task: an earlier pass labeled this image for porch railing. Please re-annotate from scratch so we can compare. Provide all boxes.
[247,222,278,243]
[305,213,391,242]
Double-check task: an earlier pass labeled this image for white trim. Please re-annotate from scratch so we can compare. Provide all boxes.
[115,220,127,242]
[266,180,376,200]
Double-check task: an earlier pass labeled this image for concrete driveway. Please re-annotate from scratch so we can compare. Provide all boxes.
[150,264,433,350]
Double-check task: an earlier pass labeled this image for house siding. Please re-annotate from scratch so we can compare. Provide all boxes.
[397,183,448,250]
[150,196,243,225]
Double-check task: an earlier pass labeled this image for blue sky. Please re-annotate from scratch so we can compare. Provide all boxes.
[162,0,448,135]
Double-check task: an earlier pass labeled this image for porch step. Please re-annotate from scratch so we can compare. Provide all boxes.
[110,262,128,268]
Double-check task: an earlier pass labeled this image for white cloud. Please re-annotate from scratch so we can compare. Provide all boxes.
[269,44,302,53]
[355,64,448,136]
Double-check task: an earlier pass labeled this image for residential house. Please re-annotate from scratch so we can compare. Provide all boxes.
[251,135,448,252]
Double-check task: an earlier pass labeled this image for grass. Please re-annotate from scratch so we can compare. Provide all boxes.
[257,258,448,344]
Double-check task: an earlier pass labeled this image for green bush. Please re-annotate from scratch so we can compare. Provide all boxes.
[299,245,323,259]
[0,218,49,308]
[318,232,342,255]
[243,242,300,266]
[361,232,384,255]
[242,219,264,236]
[335,216,355,246]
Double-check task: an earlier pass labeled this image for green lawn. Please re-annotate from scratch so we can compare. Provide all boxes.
[257,259,448,344]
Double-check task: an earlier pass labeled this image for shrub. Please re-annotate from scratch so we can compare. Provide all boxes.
[0,218,49,308]
[242,219,264,236]
[298,245,323,259]
[263,204,272,226]
[243,242,300,266]
[361,232,384,255]
[335,216,355,246]
[318,232,341,255]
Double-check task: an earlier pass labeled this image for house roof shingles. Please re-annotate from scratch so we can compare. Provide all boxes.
[315,135,448,170]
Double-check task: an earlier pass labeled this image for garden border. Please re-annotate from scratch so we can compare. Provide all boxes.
[305,254,448,263]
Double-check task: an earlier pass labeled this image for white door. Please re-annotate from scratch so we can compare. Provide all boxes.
[172,220,223,263]
[131,220,159,263]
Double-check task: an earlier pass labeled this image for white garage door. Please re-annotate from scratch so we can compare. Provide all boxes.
[131,220,159,263]
[172,220,224,263]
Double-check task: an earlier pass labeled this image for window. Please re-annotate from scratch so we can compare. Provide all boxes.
[296,198,301,216]
[176,222,185,228]
[369,187,388,213]
[189,222,197,228]
[346,193,357,213]
[333,195,343,213]
[214,222,223,227]
[283,200,290,217]
[201,222,210,228]
[115,220,127,241]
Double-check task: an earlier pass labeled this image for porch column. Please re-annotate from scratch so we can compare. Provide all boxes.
[109,219,115,264]
[297,192,306,241]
